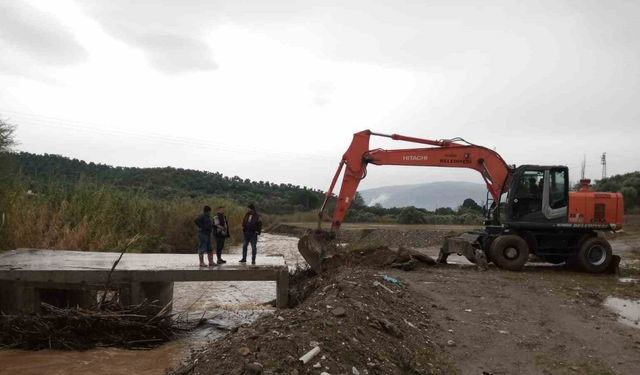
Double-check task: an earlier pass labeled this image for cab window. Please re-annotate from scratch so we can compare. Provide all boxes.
[550,169,567,209]
[512,170,544,220]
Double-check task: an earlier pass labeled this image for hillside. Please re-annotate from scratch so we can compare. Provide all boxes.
[359,181,487,210]
[9,152,324,215]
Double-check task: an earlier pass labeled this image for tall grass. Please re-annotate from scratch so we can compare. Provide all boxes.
[0,181,254,253]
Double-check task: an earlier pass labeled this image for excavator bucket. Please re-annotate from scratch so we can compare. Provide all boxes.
[297,230,334,273]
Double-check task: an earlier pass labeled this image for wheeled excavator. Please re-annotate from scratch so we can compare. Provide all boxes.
[298,130,624,273]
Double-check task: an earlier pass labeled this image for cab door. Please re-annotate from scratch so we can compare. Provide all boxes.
[541,168,568,221]
[507,166,568,223]
[509,169,545,222]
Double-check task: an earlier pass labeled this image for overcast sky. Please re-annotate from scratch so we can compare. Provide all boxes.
[1,0,639,190]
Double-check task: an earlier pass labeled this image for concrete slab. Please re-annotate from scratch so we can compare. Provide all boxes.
[0,249,290,312]
[0,249,287,283]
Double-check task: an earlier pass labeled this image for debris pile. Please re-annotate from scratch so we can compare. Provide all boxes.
[325,245,437,272]
[176,250,453,375]
[0,301,185,350]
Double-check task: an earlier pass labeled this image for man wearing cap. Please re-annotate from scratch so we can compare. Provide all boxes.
[240,203,262,264]
[194,205,215,267]
[213,206,230,264]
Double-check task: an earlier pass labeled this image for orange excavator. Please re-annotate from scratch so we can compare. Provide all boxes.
[299,130,624,273]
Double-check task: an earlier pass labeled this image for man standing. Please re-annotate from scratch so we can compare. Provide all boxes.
[240,204,262,265]
[213,205,230,264]
[194,206,215,267]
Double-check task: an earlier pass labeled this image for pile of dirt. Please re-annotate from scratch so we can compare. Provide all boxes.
[272,224,463,249]
[173,246,452,375]
[341,229,459,249]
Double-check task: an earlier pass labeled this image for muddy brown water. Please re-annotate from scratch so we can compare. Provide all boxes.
[0,234,302,375]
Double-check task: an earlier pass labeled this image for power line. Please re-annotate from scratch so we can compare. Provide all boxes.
[0,109,334,161]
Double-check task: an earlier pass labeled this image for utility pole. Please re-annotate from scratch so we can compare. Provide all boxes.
[601,152,607,179]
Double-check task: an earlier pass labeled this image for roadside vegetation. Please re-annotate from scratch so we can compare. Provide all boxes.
[595,172,640,211]
[0,180,250,253]
[10,147,487,229]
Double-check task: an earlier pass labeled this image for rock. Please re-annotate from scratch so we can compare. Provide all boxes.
[313,362,322,368]
[285,355,296,364]
[447,339,456,347]
[320,373,331,375]
[238,346,252,356]
[352,366,360,375]
[390,258,418,271]
[332,307,347,317]
[290,370,299,375]
[569,366,579,372]
[397,247,437,265]
[378,318,403,338]
[245,362,263,375]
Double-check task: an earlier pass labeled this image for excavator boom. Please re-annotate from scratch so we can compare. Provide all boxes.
[319,130,513,231]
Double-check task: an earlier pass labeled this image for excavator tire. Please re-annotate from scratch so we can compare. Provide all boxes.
[489,234,529,271]
[576,237,613,273]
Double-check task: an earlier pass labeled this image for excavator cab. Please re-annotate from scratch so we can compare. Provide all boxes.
[501,165,569,225]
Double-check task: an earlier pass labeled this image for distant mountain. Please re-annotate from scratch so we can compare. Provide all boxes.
[359,181,487,210]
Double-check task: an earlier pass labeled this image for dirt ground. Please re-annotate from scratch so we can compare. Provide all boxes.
[176,220,640,375]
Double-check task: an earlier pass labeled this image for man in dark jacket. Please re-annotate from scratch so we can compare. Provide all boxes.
[194,205,215,267]
[240,203,262,265]
[213,206,230,264]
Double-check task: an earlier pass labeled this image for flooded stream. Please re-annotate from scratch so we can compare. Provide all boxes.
[0,234,302,375]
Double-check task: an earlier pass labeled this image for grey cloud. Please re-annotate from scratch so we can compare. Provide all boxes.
[76,1,218,74]
[0,2,87,66]
[134,33,218,74]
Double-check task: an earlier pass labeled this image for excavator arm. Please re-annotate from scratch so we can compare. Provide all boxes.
[319,130,513,231]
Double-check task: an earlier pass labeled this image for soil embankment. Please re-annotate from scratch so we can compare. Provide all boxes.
[272,223,467,248]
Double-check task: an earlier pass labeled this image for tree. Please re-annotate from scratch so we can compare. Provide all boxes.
[398,207,426,224]
[435,207,455,215]
[0,119,16,152]
[352,192,366,208]
[620,186,638,210]
[460,198,482,212]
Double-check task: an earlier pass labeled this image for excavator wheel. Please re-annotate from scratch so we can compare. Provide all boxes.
[576,237,613,273]
[489,234,529,271]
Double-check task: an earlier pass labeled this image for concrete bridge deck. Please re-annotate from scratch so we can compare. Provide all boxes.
[0,249,289,313]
